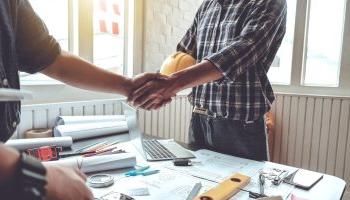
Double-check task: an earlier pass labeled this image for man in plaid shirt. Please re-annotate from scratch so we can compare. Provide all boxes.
[130,0,287,161]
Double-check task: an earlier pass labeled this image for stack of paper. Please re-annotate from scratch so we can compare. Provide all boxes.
[44,153,136,173]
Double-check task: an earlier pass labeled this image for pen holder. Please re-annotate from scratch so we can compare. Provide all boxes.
[195,173,250,200]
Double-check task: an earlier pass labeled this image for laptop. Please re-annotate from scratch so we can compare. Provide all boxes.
[122,102,195,161]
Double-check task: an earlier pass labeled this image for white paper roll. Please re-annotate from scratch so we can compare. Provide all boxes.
[44,153,136,173]
[55,115,126,126]
[5,137,73,150]
[54,121,128,141]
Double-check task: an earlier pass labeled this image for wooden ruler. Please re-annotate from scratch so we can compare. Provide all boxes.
[195,173,251,200]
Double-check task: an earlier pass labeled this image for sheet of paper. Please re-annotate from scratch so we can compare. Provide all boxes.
[164,149,297,199]
[92,168,216,200]
[164,149,261,182]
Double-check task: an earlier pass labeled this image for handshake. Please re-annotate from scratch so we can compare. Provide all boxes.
[125,72,179,110]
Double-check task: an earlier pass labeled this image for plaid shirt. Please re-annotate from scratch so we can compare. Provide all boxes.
[177,0,287,121]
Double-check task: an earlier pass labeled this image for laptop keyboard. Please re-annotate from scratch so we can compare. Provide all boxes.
[143,140,176,160]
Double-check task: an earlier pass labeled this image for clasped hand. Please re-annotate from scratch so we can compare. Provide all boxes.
[126,73,177,110]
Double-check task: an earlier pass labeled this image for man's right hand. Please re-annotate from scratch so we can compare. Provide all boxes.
[45,166,93,200]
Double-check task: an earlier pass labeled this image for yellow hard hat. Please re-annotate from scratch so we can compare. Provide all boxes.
[160,52,196,76]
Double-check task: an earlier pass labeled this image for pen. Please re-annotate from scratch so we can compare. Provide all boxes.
[83,149,126,157]
[125,166,150,176]
[96,143,119,153]
[59,151,96,158]
[141,170,160,176]
[186,182,202,200]
[84,141,109,152]
[75,141,101,153]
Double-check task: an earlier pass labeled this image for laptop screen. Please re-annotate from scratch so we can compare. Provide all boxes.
[122,102,145,157]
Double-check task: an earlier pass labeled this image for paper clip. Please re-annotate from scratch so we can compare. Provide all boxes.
[125,166,160,177]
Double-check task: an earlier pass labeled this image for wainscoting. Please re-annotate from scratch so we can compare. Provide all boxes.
[17,94,350,191]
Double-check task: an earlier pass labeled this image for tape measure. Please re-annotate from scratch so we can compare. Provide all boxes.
[26,146,62,161]
[87,174,114,188]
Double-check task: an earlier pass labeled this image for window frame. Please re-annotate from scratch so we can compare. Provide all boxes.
[21,0,142,86]
[272,0,350,96]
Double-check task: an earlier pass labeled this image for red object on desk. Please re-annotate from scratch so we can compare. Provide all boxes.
[26,146,62,161]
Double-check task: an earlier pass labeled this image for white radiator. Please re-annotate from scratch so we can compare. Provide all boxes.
[17,94,350,186]
[16,99,123,139]
[270,94,350,186]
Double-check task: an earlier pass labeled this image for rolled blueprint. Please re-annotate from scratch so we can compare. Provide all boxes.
[54,121,128,141]
[6,136,73,151]
[55,115,126,126]
[44,153,136,173]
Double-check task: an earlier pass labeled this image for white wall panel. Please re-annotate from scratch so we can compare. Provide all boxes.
[281,96,291,164]
[335,100,350,178]
[287,96,298,165]
[318,99,332,173]
[294,96,307,168]
[326,99,341,175]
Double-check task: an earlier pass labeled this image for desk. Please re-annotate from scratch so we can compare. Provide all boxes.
[71,134,346,200]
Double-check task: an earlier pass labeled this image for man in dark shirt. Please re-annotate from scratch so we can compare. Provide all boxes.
[130,0,287,161]
[0,1,160,199]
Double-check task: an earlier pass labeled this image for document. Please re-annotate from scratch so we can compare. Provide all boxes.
[54,121,128,141]
[165,149,297,199]
[5,136,73,150]
[165,149,257,182]
[44,153,136,173]
[97,168,215,200]
[55,115,126,126]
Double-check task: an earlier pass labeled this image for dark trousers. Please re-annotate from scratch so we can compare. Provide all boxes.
[189,113,269,161]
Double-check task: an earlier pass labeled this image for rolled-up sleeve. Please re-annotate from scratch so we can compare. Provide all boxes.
[205,0,287,82]
[15,0,61,74]
[176,10,200,59]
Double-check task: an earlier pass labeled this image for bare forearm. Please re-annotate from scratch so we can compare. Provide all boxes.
[41,52,132,96]
[0,144,20,184]
[169,60,223,93]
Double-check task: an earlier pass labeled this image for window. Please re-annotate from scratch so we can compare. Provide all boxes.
[268,0,350,94]
[93,0,124,73]
[29,0,69,51]
[304,0,346,86]
[22,0,128,85]
[21,0,70,84]
[268,0,297,85]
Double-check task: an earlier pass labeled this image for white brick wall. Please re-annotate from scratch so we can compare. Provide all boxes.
[142,0,203,72]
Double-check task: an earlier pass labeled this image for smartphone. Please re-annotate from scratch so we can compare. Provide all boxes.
[284,169,323,190]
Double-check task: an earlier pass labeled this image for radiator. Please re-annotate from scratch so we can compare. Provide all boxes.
[16,94,350,186]
[270,94,350,186]
[16,99,124,139]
